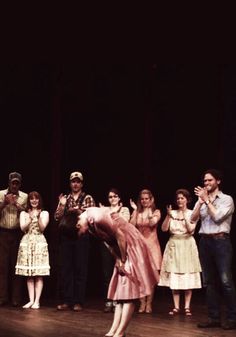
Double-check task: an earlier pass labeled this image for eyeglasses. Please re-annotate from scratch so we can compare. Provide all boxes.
[108,195,118,199]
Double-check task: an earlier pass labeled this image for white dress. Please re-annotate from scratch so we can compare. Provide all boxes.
[159,209,201,290]
[15,211,50,276]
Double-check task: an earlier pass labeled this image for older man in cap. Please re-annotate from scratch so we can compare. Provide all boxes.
[0,172,28,306]
[54,171,95,312]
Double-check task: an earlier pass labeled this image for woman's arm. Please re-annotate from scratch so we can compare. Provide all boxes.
[113,227,128,275]
[38,210,49,232]
[149,209,161,227]
[161,214,171,232]
[119,207,130,222]
[103,242,119,259]
[115,227,127,263]
[183,210,196,233]
[19,211,31,232]
[130,210,137,226]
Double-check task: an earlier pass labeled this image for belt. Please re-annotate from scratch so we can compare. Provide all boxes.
[201,232,229,238]
[0,227,20,232]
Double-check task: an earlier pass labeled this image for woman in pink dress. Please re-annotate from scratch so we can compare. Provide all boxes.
[77,207,159,337]
[130,189,162,313]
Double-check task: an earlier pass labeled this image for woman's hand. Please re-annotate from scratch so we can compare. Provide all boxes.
[115,258,126,276]
[130,199,137,210]
[166,205,172,217]
[29,209,41,220]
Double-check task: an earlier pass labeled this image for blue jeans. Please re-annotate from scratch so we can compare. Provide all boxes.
[199,235,236,322]
[58,233,90,306]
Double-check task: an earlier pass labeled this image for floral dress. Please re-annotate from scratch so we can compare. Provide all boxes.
[15,211,50,276]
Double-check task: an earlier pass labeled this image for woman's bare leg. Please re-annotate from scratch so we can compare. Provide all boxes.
[31,276,43,308]
[184,289,192,309]
[113,302,135,337]
[22,277,34,308]
[138,296,146,313]
[172,290,180,309]
[105,303,123,336]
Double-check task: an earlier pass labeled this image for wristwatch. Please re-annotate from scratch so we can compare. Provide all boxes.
[205,200,210,205]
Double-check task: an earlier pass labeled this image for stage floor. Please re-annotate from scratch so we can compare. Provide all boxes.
[0,293,235,337]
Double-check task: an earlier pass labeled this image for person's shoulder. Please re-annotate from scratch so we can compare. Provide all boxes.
[219,191,233,200]
[19,191,28,198]
[0,189,7,195]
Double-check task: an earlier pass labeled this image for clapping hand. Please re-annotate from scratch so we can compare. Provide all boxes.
[130,199,137,210]
[194,186,207,203]
[166,205,172,217]
[5,193,16,205]
[59,194,67,206]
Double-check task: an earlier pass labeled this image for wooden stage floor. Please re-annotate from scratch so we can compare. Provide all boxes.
[0,292,235,337]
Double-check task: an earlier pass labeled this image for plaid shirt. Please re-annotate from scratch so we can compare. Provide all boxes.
[54,191,95,221]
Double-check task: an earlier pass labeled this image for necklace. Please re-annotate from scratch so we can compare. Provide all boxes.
[170,210,186,221]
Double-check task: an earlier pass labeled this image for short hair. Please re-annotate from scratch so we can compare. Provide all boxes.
[108,188,122,206]
[108,188,121,198]
[202,168,222,182]
[175,188,192,205]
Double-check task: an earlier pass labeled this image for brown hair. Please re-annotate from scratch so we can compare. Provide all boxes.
[108,187,122,206]
[26,191,43,211]
[175,188,192,205]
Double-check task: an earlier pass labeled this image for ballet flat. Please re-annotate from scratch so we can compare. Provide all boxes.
[22,302,33,309]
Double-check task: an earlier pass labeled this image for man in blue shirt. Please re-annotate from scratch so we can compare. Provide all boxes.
[191,168,236,330]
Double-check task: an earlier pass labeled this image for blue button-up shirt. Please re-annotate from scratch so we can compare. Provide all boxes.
[194,191,235,234]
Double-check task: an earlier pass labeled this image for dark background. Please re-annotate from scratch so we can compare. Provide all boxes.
[1,64,236,301]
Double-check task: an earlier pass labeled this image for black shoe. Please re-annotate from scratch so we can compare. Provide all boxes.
[222,320,236,330]
[197,319,221,328]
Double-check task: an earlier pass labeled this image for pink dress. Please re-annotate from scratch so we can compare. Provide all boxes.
[85,207,159,301]
[132,210,162,271]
